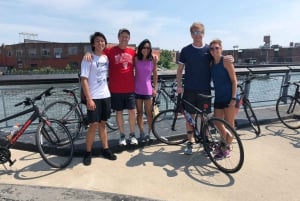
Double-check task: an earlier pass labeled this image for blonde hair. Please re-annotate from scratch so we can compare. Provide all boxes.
[190,22,205,33]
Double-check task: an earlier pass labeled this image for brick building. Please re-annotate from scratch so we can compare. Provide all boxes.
[0,39,161,71]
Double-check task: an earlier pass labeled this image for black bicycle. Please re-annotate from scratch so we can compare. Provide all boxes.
[0,87,74,169]
[43,87,118,140]
[152,94,244,173]
[235,76,261,135]
[154,78,177,112]
[276,81,300,129]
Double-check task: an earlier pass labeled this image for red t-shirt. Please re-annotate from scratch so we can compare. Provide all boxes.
[105,46,136,93]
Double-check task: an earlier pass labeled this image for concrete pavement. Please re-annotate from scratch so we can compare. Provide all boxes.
[1,120,300,201]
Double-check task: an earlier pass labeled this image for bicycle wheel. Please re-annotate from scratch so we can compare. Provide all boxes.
[203,117,244,173]
[36,119,74,169]
[44,101,83,139]
[276,95,300,129]
[152,109,188,145]
[155,91,169,111]
[243,99,261,136]
[106,110,118,131]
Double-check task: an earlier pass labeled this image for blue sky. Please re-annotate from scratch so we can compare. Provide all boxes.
[0,0,299,50]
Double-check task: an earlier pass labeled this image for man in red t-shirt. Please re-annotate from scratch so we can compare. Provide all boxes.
[105,28,138,146]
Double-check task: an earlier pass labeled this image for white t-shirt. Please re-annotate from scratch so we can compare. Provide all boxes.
[80,53,110,99]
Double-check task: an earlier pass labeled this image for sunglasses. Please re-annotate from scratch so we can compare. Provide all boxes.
[210,47,221,51]
[192,31,204,36]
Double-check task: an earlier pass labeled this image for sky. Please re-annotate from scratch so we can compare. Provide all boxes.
[0,0,300,51]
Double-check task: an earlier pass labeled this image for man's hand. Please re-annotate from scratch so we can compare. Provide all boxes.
[84,52,93,62]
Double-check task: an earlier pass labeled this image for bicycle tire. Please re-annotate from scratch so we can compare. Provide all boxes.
[106,110,118,131]
[36,119,74,169]
[152,109,188,145]
[43,101,83,139]
[203,117,244,173]
[243,99,261,136]
[276,95,300,129]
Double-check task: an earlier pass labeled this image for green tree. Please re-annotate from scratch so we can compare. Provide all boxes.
[158,49,173,69]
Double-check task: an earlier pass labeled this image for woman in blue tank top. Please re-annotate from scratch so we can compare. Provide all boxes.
[210,39,237,159]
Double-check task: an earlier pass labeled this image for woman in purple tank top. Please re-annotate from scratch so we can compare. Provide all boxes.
[134,39,158,142]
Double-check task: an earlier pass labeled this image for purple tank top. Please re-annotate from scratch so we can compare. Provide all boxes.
[135,60,154,95]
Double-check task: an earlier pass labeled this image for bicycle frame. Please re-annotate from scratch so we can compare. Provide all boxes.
[0,103,47,148]
[172,94,211,139]
[62,88,88,125]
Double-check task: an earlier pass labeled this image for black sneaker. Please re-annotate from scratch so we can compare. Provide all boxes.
[101,148,117,160]
[83,152,92,166]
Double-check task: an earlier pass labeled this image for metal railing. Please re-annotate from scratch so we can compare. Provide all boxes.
[1,65,300,130]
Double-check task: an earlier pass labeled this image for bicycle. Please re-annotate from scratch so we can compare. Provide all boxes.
[0,87,74,169]
[235,76,261,136]
[154,78,177,112]
[276,81,300,129]
[152,94,244,173]
[43,87,118,140]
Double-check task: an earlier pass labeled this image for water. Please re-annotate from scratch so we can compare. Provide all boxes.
[0,83,79,129]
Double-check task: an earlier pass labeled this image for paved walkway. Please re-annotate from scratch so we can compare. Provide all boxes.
[1,119,300,201]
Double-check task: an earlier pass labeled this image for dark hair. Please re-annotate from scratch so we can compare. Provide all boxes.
[136,39,153,60]
[118,28,130,37]
[90,32,107,51]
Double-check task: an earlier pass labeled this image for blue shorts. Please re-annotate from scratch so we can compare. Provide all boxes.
[111,93,136,111]
[214,100,231,109]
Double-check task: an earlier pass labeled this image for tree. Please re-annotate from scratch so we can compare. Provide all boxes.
[158,49,173,69]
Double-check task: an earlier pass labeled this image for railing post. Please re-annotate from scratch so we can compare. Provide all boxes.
[0,90,8,128]
[280,70,291,97]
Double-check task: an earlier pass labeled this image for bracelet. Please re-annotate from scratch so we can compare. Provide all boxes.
[231,97,236,100]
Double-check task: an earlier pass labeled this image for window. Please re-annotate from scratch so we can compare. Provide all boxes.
[83,45,91,53]
[68,46,78,55]
[16,50,23,57]
[7,51,12,56]
[41,48,50,56]
[29,48,37,57]
[54,48,62,58]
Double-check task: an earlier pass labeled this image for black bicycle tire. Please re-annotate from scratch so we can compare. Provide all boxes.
[152,109,188,145]
[243,99,261,136]
[36,119,74,169]
[106,110,118,131]
[276,95,300,129]
[44,101,83,139]
[203,117,244,173]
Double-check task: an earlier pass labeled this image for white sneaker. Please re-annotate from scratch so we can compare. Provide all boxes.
[119,135,127,146]
[129,135,138,145]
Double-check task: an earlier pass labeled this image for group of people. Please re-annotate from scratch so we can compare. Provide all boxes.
[80,29,157,166]
[80,21,237,166]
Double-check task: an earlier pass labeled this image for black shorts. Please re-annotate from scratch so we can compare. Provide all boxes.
[214,100,231,109]
[87,98,111,124]
[135,93,152,100]
[111,93,136,111]
[182,90,211,114]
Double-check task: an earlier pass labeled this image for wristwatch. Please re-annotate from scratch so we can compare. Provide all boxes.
[231,97,236,100]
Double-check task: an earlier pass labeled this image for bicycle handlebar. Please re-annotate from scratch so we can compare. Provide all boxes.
[14,87,54,107]
[237,76,256,88]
